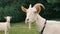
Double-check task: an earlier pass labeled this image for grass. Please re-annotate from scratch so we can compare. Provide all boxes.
[10,22,39,34]
[10,19,60,34]
[0,19,60,34]
[0,22,39,34]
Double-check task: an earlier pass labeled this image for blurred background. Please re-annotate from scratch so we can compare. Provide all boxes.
[0,0,60,22]
[0,0,60,34]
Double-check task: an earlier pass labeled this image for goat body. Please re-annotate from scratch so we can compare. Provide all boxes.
[0,22,10,31]
[36,15,60,34]
[0,16,11,34]
[21,3,60,34]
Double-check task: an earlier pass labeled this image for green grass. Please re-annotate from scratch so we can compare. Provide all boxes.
[0,22,39,34]
[9,19,60,34]
[0,19,60,34]
[10,22,39,34]
[0,22,38,34]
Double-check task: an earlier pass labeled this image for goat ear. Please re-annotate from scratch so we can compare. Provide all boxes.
[21,6,27,12]
[33,4,41,13]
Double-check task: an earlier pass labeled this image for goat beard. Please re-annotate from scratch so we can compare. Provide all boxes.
[29,22,31,30]
[25,21,31,30]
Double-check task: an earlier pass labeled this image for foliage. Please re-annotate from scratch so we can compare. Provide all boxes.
[0,0,26,22]
[0,0,60,22]
[47,0,60,3]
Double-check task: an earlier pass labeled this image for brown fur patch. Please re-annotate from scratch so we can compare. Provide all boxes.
[21,6,27,12]
[35,5,41,13]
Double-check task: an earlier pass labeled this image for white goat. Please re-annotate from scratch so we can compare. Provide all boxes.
[21,3,60,34]
[0,16,11,34]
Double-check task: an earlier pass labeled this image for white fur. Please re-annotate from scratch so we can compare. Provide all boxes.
[35,14,60,34]
[0,16,11,34]
[24,3,60,34]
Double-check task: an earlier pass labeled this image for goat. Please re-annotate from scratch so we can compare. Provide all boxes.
[0,16,11,34]
[21,3,60,34]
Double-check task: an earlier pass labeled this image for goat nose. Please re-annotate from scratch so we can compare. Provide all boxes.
[27,19,29,21]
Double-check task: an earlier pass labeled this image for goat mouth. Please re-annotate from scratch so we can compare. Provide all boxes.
[25,22,30,24]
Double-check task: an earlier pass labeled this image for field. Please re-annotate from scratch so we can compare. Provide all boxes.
[0,19,60,34]
[0,22,39,34]
[10,22,39,34]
